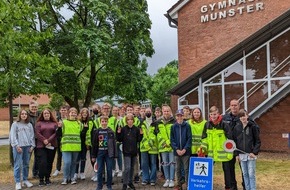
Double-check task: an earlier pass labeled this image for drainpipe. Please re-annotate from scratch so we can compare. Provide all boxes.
[164,13,178,29]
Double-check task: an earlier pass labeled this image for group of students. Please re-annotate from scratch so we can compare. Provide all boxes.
[9,99,261,190]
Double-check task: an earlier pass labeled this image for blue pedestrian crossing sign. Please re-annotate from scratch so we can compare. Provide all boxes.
[188,157,213,190]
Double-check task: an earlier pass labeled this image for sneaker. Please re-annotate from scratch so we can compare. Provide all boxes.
[141,181,148,185]
[71,179,77,185]
[74,173,78,180]
[52,170,60,177]
[61,179,67,185]
[39,180,45,187]
[128,183,136,190]
[169,180,175,188]
[133,176,139,183]
[117,171,123,177]
[23,180,33,188]
[150,182,155,186]
[163,179,169,187]
[80,173,86,180]
[15,182,22,190]
[45,178,52,185]
[112,170,117,177]
[122,184,127,190]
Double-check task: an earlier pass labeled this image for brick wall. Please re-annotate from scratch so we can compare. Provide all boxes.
[256,95,290,153]
[177,0,290,81]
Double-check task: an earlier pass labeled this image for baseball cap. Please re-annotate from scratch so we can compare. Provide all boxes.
[175,109,184,116]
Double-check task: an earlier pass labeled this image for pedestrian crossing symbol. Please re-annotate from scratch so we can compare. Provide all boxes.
[194,161,208,176]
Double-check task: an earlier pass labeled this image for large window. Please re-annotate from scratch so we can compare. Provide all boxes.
[178,28,290,118]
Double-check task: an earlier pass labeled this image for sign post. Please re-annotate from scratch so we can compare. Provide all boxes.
[188,157,213,190]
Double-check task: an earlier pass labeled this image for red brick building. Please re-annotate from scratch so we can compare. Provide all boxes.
[0,94,50,120]
[166,0,290,152]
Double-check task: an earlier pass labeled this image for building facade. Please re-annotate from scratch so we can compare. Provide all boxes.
[166,0,290,152]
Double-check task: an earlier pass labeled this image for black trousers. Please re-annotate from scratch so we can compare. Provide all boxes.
[222,158,237,190]
[55,138,62,171]
[37,148,56,180]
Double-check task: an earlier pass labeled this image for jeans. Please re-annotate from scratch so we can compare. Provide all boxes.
[62,151,79,180]
[97,150,113,189]
[123,155,136,185]
[240,158,256,190]
[37,148,56,180]
[13,146,31,183]
[113,143,123,171]
[161,151,175,180]
[175,155,190,185]
[141,152,157,183]
[76,147,87,173]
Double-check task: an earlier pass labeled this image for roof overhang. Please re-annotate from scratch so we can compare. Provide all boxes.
[168,9,290,96]
[165,0,191,28]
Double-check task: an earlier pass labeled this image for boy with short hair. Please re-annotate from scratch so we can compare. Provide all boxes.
[201,106,233,190]
[91,116,117,190]
[170,109,192,190]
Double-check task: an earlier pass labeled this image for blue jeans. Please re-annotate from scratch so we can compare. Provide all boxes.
[62,151,79,180]
[141,152,157,183]
[161,151,175,180]
[97,150,113,189]
[240,158,256,190]
[13,146,31,183]
[113,143,123,170]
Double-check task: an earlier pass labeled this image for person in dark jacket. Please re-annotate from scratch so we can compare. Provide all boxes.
[91,116,117,190]
[116,113,143,190]
[233,109,261,190]
[170,109,192,190]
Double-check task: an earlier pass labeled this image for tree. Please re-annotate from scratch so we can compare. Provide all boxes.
[0,0,59,166]
[37,0,154,109]
[148,60,178,107]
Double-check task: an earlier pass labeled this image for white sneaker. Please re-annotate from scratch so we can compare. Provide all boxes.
[117,171,123,177]
[74,173,78,180]
[52,170,60,177]
[80,173,85,180]
[23,180,33,188]
[163,179,169,187]
[169,180,175,188]
[91,173,98,182]
[112,170,116,177]
[15,182,22,190]
[61,179,67,185]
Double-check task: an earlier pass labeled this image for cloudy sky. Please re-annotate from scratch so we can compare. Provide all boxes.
[146,0,178,75]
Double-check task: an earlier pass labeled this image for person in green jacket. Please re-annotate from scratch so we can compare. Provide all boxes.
[188,107,207,156]
[140,107,158,186]
[58,107,88,185]
[155,105,176,188]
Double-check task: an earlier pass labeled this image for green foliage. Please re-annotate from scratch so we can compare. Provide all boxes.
[0,0,59,106]
[38,0,154,109]
[49,93,65,111]
[148,60,178,107]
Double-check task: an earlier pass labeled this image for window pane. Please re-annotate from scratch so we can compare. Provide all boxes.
[204,86,222,119]
[205,73,222,84]
[246,81,268,112]
[270,30,290,78]
[271,79,290,95]
[224,60,244,82]
[179,88,199,106]
[224,83,245,112]
[246,46,267,80]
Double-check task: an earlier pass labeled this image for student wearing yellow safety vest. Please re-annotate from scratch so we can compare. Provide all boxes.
[140,107,158,186]
[201,106,233,190]
[74,108,95,180]
[155,105,176,187]
[58,107,88,185]
[187,107,207,156]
